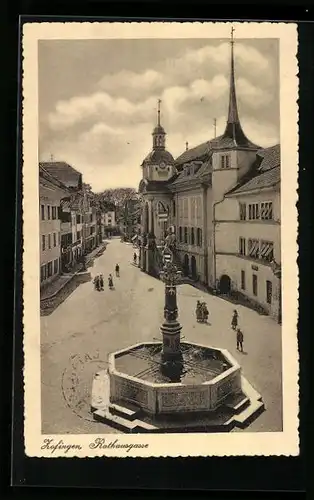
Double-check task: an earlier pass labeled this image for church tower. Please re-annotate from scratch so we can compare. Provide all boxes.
[140,99,176,182]
[211,27,260,203]
[138,100,176,277]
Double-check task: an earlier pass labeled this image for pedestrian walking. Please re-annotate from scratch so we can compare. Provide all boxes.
[108,274,114,290]
[93,275,100,291]
[99,274,104,291]
[133,252,137,265]
[115,264,120,277]
[202,302,209,323]
[196,300,202,322]
[231,310,238,330]
[236,328,244,352]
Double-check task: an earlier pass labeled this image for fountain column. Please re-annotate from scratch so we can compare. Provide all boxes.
[159,251,183,362]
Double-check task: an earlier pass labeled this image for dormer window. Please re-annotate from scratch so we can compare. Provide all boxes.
[220,154,231,169]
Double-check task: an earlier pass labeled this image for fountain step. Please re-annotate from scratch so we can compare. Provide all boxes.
[93,408,158,433]
[224,376,265,428]
[229,400,265,429]
[224,392,250,413]
[109,402,142,421]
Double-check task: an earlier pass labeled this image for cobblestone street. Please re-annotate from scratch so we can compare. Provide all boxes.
[41,238,282,434]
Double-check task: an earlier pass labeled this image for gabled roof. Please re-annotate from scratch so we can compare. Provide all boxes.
[175,137,221,166]
[257,144,280,172]
[227,166,280,196]
[39,164,69,192]
[171,158,212,186]
[40,161,82,188]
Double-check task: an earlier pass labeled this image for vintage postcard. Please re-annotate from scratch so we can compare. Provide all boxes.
[22,21,299,458]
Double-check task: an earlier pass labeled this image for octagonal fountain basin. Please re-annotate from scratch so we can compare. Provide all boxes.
[108,342,242,416]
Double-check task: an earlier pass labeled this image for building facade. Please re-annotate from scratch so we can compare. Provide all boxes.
[83,206,97,252]
[214,146,280,318]
[138,34,281,322]
[40,161,86,271]
[39,165,69,287]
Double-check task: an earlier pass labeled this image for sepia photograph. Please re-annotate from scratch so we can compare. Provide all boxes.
[22,21,298,458]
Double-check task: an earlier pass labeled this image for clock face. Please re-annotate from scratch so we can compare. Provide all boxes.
[160,161,166,169]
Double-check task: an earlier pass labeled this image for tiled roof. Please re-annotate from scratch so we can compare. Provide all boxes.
[175,129,260,167]
[175,137,218,166]
[212,133,260,150]
[40,161,82,188]
[39,164,69,191]
[142,149,175,165]
[257,144,280,172]
[227,166,280,195]
[172,158,212,186]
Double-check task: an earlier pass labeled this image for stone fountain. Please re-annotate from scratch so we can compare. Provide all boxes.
[91,250,264,433]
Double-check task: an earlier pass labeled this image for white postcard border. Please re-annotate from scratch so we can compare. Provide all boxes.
[22,21,299,458]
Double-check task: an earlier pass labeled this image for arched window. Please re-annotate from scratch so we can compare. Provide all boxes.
[172,200,176,217]
[184,227,188,244]
[191,227,195,245]
[179,226,182,242]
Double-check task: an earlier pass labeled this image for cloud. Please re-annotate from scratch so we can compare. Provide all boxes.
[96,42,273,100]
[47,72,271,137]
[40,112,279,192]
[40,40,279,191]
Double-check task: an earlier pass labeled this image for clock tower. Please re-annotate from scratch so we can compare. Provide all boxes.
[140,99,176,182]
[138,99,177,277]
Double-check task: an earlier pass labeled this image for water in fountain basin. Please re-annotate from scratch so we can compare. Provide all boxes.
[114,344,231,384]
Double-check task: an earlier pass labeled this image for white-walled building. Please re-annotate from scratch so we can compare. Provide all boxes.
[104,210,116,229]
[214,146,280,318]
[138,32,281,322]
[39,165,68,287]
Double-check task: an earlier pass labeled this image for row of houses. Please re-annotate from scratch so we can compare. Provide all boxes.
[137,35,281,323]
[39,161,116,289]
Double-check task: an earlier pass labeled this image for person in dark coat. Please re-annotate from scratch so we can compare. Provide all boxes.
[231,310,238,330]
[202,302,209,323]
[133,252,137,264]
[196,300,202,322]
[93,275,99,291]
[115,264,120,277]
[108,274,114,289]
[236,328,244,352]
[99,274,104,290]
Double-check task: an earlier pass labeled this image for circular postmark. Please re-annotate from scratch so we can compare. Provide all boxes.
[61,350,108,422]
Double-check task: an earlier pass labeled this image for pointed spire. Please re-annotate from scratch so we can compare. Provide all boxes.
[220,26,257,149]
[213,118,217,138]
[227,26,240,126]
[157,99,162,126]
[152,99,166,150]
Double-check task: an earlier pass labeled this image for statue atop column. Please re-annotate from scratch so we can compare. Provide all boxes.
[159,250,183,364]
[164,226,176,252]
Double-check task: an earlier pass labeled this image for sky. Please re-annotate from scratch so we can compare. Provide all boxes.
[38,38,280,192]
